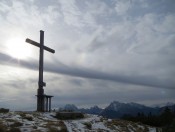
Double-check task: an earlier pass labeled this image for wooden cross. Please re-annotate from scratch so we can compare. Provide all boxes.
[26,30,55,112]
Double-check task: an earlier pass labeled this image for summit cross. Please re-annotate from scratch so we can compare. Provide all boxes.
[26,30,55,112]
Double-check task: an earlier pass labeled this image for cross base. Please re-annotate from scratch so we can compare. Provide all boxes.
[36,93,53,112]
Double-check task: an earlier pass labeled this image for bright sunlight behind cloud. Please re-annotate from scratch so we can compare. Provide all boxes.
[5,38,33,60]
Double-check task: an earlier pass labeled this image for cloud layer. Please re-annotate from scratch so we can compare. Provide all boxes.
[0,0,175,110]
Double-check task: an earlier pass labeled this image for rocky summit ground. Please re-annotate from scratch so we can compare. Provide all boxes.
[0,111,160,132]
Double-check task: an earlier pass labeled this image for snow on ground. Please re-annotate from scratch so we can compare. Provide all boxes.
[64,115,112,132]
[0,112,160,132]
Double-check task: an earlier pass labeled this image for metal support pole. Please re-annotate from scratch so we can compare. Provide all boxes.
[49,98,51,112]
[46,97,48,112]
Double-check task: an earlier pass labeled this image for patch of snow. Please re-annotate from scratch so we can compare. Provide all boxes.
[92,121,111,131]
[149,127,157,132]
[108,119,112,122]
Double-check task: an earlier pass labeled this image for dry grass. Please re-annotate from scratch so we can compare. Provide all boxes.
[44,121,68,132]
[105,119,152,132]
[6,119,16,122]
[8,127,21,132]
[18,112,33,121]
[0,124,7,132]
[0,118,22,132]
[58,121,68,132]
[48,127,59,132]
[31,130,42,132]
[1,112,68,132]
[55,112,84,120]
[10,121,23,127]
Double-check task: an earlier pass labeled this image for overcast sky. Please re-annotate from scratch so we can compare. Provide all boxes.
[0,0,175,110]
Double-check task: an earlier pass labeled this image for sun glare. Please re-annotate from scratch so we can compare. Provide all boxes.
[6,38,32,60]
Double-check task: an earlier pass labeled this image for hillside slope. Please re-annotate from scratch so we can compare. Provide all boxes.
[0,111,160,132]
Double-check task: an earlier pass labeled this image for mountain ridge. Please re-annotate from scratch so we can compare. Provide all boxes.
[59,101,175,119]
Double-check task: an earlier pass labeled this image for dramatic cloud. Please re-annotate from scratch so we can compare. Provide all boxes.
[0,0,175,110]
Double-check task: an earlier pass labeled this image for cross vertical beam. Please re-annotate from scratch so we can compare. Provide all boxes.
[39,30,44,89]
[37,31,45,112]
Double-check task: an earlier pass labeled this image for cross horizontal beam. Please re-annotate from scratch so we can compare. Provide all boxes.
[26,38,55,53]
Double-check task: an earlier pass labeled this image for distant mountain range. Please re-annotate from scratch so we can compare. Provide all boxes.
[151,102,175,108]
[59,101,175,119]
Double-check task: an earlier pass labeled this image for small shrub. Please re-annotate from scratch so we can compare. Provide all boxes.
[59,121,68,132]
[33,126,37,129]
[25,116,33,121]
[10,122,23,127]
[19,113,26,118]
[19,112,33,121]
[83,122,92,129]
[32,113,40,118]
[46,121,68,132]
[143,126,149,132]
